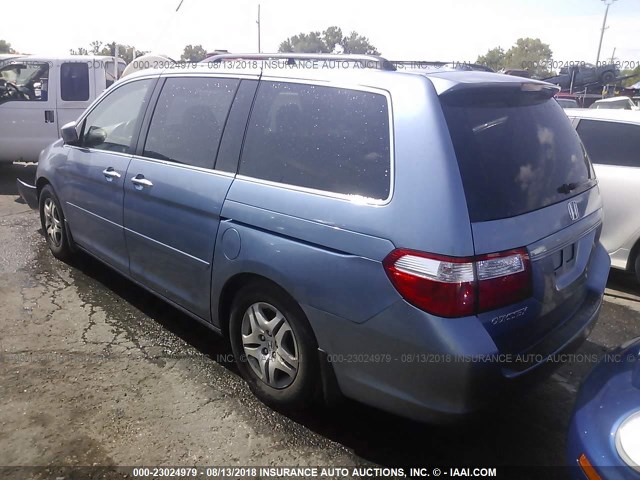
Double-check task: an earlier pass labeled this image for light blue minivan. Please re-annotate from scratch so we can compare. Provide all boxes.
[18,54,610,422]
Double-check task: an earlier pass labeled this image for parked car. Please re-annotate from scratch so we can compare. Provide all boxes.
[0,55,126,163]
[589,96,640,111]
[544,63,620,92]
[18,54,610,422]
[567,337,640,479]
[565,109,640,284]
[557,97,580,108]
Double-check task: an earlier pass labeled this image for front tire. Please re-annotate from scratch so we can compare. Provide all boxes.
[229,281,319,409]
[39,185,73,260]
[635,253,640,286]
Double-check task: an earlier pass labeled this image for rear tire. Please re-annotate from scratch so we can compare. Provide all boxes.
[635,253,640,286]
[229,281,319,410]
[39,185,73,260]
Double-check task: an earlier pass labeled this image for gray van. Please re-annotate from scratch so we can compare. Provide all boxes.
[19,54,610,422]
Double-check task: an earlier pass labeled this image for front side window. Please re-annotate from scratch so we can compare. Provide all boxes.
[61,62,90,101]
[577,119,640,167]
[143,77,239,169]
[0,61,50,104]
[239,81,391,200]
[79,79,154,154]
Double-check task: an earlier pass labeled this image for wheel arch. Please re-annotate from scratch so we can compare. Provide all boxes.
[628,235,640,272]
[36,176,51,197]
[216,272,305,339]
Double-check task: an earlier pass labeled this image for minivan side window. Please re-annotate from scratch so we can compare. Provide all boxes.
[60,62,90,101]
[239,81,391,200]
[143,77,239,169]
[79,79,154,154]
[576,119,640,167]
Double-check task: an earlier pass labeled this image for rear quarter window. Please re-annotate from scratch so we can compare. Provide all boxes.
[576,119,640,167]
[239,81,391,201]
[442,93,594,222]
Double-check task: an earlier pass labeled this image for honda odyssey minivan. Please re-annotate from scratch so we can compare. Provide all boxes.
[18,54,610,422]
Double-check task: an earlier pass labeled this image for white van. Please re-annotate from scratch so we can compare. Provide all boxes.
[0,55,126,163]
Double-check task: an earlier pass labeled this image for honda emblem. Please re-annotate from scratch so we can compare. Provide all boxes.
[568,201,580,221]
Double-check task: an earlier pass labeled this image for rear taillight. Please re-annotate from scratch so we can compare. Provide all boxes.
[383,248,531,318]
[476,249,532,312]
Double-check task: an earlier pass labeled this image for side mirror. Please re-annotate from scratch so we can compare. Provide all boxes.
[60,121,79,144]
[84,126,107,148]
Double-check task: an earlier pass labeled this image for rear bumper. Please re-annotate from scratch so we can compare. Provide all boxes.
[307,244,609,423]
[17,179,38,210]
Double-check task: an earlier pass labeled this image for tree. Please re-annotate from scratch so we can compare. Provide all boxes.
[342,31,379,55]
[89,40,103,55]
[70,41,143,63]
[323,26,344,53]
[621,65,640,87]
[99,42,140,64]
[278,26,379,55]
[180,44,207,62]
[504,37,553,78]
[476,38,553,78]
[70,47,89,55]
[0,39,15,54]
[476,47,506,72]
[279,32,328,53]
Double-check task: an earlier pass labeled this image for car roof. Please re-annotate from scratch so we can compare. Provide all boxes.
[564,108,640,123]
[592,96,632,104]
[122,61,553,97]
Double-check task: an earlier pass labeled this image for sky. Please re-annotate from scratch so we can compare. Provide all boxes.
[4,0,640,68]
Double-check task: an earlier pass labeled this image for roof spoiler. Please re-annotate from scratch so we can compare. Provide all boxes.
[432,74,560,99]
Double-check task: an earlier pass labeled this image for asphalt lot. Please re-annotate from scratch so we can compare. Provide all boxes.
[1,162,640,479]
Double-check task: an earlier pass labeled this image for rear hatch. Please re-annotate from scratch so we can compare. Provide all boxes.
[439,80,602,371]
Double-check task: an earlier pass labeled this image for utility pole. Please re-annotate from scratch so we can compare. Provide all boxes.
[256,4,262,53]
[596,0,617,66]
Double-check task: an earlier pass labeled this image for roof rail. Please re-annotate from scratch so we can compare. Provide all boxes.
[201,53,397,71]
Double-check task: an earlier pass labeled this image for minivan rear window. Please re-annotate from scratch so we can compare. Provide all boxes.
[441,92,594,222]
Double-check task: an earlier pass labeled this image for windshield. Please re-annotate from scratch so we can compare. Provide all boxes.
[442,92,595,222]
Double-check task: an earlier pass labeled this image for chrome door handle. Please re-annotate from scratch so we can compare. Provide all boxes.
[102,168,121,180]
[131,176,153,188]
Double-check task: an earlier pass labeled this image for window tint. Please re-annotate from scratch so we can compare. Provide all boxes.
[80,79,153,154]
[576,119,640,167]
[61,62,90,101]
[240,81,391,200]
[143,77,239,169]
[442,93,594,222]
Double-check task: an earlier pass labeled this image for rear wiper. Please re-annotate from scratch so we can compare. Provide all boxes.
[557,181,590,194]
